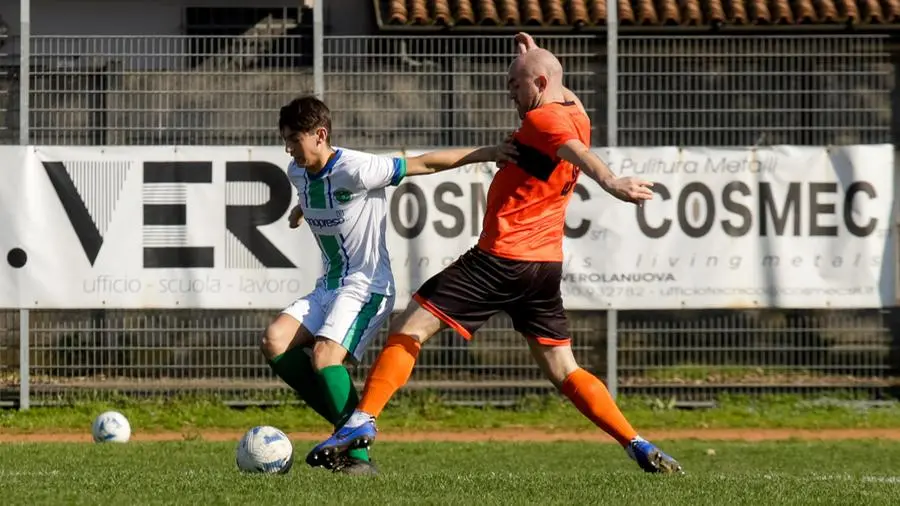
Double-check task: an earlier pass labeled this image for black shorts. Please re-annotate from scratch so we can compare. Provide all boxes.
[412,247,570,345]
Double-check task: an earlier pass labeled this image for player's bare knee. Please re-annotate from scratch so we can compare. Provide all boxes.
[527,339,579,388]
[261,315,305,359]
[386,316,421,342]
[311,338,347,371]
[387,302,444,344]
[261,324,290,359]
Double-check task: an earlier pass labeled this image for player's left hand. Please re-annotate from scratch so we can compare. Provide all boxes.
[607,177,654,205]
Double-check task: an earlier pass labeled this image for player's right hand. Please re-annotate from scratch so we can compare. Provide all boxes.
[607,177,655,206]
[288,204,304,229]
[515,32,538,55]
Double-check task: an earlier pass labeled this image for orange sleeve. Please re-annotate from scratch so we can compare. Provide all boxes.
[520,109,580,156]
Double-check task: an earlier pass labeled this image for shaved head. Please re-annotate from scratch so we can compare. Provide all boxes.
[512,48,563,82]
[507,47,566,119]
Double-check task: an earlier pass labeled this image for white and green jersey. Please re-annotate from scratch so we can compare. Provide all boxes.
[288,148,406,296]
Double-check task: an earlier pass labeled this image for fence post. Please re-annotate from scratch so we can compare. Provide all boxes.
[19,308,30,410]
[606,309,618,399]
[605,0,620,399]
[18,0,31,410]
[606,0,618,150]
[19,0,30,145]
[313,0,324,99]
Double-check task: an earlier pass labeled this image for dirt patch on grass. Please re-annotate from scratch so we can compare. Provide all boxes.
[2,428,900,444]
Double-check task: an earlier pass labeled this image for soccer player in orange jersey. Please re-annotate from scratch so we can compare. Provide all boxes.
[308,33,683,475]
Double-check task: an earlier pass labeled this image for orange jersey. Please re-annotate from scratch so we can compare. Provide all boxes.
[477,102,591,262]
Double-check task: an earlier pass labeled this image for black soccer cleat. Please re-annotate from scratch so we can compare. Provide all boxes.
[332,455,379,476]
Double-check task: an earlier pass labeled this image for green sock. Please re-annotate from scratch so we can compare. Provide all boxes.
[268,347,333,423]
[318,364,370,462]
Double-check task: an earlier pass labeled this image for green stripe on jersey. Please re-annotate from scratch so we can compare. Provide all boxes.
[308,178,327,209]
[391,158,407,186]
[342,293,385,354]
[318,235,345,290]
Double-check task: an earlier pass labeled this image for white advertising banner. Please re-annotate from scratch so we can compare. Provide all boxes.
[0,145,893,310]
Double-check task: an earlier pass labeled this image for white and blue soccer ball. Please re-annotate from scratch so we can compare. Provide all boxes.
[235,426,294,474]
[91,411,131,443]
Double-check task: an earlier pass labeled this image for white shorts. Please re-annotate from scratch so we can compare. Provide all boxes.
[281,285,394,362]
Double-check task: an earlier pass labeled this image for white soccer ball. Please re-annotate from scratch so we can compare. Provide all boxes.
[235,426,294,474]
[91,411,131,443]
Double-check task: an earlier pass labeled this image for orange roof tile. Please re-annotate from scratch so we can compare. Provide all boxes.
[375,0,900,29]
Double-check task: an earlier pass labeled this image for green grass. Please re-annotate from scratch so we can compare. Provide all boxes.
[1,440,899,505]
[3,394,900,433]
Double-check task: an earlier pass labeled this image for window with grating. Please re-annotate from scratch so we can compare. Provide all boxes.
[182,6,312,68]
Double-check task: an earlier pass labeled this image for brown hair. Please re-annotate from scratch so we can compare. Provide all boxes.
[278,95,331,142]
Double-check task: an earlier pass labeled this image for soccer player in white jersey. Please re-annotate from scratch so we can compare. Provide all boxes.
[259,96,515,475]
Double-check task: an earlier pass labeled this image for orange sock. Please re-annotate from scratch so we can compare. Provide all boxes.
[357,334,422,417]
[561,368,638,446]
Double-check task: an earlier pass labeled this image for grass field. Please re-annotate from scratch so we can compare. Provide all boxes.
[3,396,900,505]
[2,440,900,505]
[4,394,900,432]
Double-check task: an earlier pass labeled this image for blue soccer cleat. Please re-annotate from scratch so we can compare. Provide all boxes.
[627,438,684,474]
[306,418,378,469]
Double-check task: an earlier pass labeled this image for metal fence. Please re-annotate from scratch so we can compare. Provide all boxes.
[3,308,897,407]
[1,33,898,407]
[616,35,892,147]
[7,34,891,148]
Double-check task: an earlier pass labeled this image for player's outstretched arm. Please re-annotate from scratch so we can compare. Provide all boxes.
[557,139,654,206]
[404,144,517,177]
